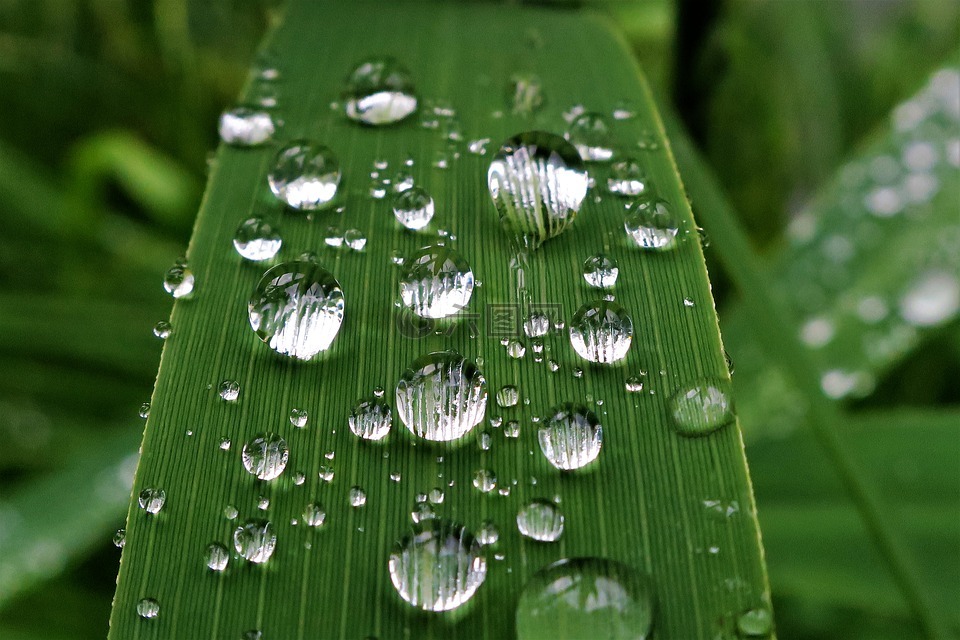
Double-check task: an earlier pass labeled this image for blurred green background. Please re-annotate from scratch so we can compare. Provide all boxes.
[0,0,957,638]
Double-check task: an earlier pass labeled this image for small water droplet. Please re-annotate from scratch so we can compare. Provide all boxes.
[625,197,680,250]
[302,502,326,527]
[504,420,521,439]
[163,263,195,298]
[624,376,644,393]
[205,542,230,571]
[899,270,960,327]
[344,57,418,125]
[496,385,520,408]
[517,499,564,541]
[152,321,172,340]
[569,300,633,364]
[523,312,551,338]
[248,261,345,360]
[508,72,544,115]
[138,402,151,419]
[137,597,160,619]
[388,518,487,611]
[473,468,498,493]
[113,528,126,548]
[138,488,166,514]
[318,465,335,482]
[682,297,695,308]
[538,403,602,470]
[468,138,491,155]
[391,186,435,230]
[224,505,238,520]
[669,380,734,436]
[349,486,367,507]
[218,380,240,402]
[268,141,341,210]
[349,397,392,441]
[218,437,231,451]
[477,520,499,545]
[506,340,526,359]
[428,488,445,504]
[399,245,474,318]
[289,408,308,428]
[566,112,614,161]
[242,630,263,640]
[582,254,619,289]
[241,433,289,480]
[219,106,275,146]
[257,495,270,510]
[344,229,367,252]
[233,519,276,563]
[737,607,773,637]
[233,217,282,261]
[607,158,646,196]
[396,351,487,442]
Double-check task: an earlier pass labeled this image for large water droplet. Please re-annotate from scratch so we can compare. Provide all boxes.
[625,197,680,250]
[538,403,603,470]
[241,433,289,480]
[737,607,773,637]
[517,500,564,541]
[516,558,655,640]
[302,502,326,527]
[388,519,487,611]
[137,597,160,619]
[669,380,734,436]
[566,113,614,161]
[898,270,960,327]
[163,263,195,298]
[569,300,633,364]
[396,351,487,442]
[233,519,276,563]
[268,141,341,210]
[349,397,392,441]
[607,158,647,196]
[344,57,418,125]
[399,245,474,318]
[219,107,275,146]
[248,261,345,360]
[205,542,230,571]
[392,186,435,230]
[487,132,589,250]
[138,488,166,514]
[234,217,282,261]
[582,254,619,289]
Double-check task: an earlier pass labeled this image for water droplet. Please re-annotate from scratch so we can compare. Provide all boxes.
[152,321,172,340]
[508,73,544,115]
[396,351,487,442]
[205,542,230,571]
[682,297,695,308]
[517,499,564,541]
[248,261,345,360]
[137,597,160,619]
[582,254,619,289]
[302,502,326,527]
[268,141,341,210]
[138,402,151,419]
[241,433,289,480]
[506,340,526,359]
[468,138,491,155]
[625,197,680,250]
[800,317,835,348]
[349,397,392,441]
[113,528,126,548]
[538,403,602,470]
[487,132,589,250]
[624,376,644,393]
[318,466,335,482]
[343,229,367,252]
[218,380,240,402]
[392,186,435,230]
[504,420,521,438]
[607,158,646,196]
[477,520,499,545]
[233,519,276,563]
[218,437,231,451]
[669,380,734,436]
[566,112,614,161]
[496,385,520,408]
[737,607,773,637]
[899,270,960,327]
[138,488,166,514]
[234,217,282,261]
[399,245,474,318]
[349,486,367,507]
[289,408,308,428]
[224,505,238,520]
[548,359,561,372]
[163,263,195,298]
[516,558,655,640]
[344,57,418,125]
[428,488,445,504]
[472,468,498,493]
[219,107,275,146]
[388,518,487,611]
[569,300,633,364]
[242,630,263,640]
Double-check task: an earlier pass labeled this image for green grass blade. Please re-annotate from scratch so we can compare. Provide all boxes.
[109,2,769,638]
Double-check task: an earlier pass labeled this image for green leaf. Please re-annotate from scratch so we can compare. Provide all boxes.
[109,2,768,639]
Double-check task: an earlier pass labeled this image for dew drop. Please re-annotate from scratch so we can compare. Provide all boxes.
[138,402,151,419]
[737,607,773,637]
[477,520,500,546]
[496,385,520,408]
[582,254,619,289]
[219,437,231,451]
[241,433,289,480]
[508,73,544,116]
[487,132,589,250]
[153,321,172,340]
[205,542,230,571]
[234,217,282,261]
[428,488,445,504]
[268,141,341,210]
[344,229,367,251]
[392,186,435,230]
[506,340,526,359]
[669,380,734,436]
[318,466,335,483]
[289,408,308,428]
[349,486,367,508]
[138,488,166,514]
[396,351,487,442]
[517,500,564,542]
[224,505,239,520]
[219,107,275,146]
[566,112,614,161]
[343,57,418,125]
[113,528,126,548]
[248,261,345,360]
[607,158,647,195]
[218,380,240,402]
[388,519,487,611]
[349,397,392,441]
[569,300,633,364]
[163,263,195,298]
[399,245,474,318]
[624,197,680,250]
[302,502,326,527]
[898,270,960,327]
[233,519,276,563]
[137,597,160,619]
[472,468,498,493]
[538,403,602,470]
[624,376,644,393]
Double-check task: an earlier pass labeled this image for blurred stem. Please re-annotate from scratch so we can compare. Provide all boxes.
[661,105,953,639]
[671,0,725,143]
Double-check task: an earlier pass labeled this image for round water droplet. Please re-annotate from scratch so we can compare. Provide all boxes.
[233,519,276,564]
[624,376,644,393]
[899,270,960,327]
[349,397,392,441]
[349,486,367,507]
[607,158,647,196]
[218,380,240,402]
[241,433,289,480]
[205,542,230,571]
[508,73,545,116]
[302,502,326,527]
[137,597,160,619]
[242,630,263,640]
[138,488,166,514]
[428,488,445,504]
[566,112,614,161]
[388,518,487,611]
[538,403,603,470]
[506,340,526,359]
[504,420,521,438]
[392,186,435,230]
[625,197,680,250]
[477,520,500,546]
[496,385,520,408]
[234,217,282,261]
[153,321,172,339]
[344,229,367,251]
[219,106,275,146]
[516,558,655,640]
[163,264,195,298]
[289,407,308,428]
[248,261,345,360]
[737,607,773,637]
[399,245,474,318]
[113,528,126,548]
[582,254,619,289]
[268,141,341,210]
[569,300,633,364]
[517,499,564,541]
[472,468,498,493]
[344,57,418,125]
[669,380,734,436]
[488,132,589,250]
[396,351,487,442]
[523,312,551,338]
[138,402,151,419]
